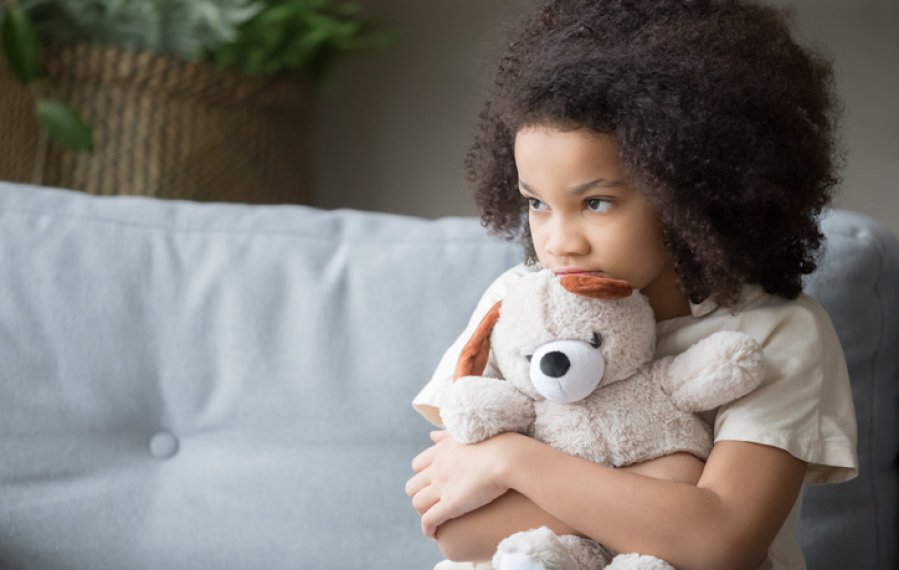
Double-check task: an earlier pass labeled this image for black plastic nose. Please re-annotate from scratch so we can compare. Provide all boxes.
[540,351,570,378]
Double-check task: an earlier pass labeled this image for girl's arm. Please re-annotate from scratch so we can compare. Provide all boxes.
[433,448,706,563]
[410,432,806,570]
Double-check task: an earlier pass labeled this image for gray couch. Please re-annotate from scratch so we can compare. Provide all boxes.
[0,181,895,570]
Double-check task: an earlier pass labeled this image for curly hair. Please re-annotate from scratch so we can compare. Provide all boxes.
[464,0,844,307]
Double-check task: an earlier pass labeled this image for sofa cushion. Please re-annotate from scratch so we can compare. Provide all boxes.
[0,182,520,569]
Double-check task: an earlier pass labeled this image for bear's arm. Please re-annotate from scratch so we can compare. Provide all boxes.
[652,331,766,412]
[440,376,536,444]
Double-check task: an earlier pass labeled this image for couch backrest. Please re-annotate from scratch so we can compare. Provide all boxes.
[0,182,895,569]
[801,211,899,569]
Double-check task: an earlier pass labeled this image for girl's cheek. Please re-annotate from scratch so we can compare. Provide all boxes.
[527,217,542,241]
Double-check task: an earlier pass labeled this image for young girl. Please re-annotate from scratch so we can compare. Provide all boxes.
[405,1,858,569]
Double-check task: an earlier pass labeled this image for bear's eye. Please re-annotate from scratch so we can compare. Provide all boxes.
[590,332,603,348]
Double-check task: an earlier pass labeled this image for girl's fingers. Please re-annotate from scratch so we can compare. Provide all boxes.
[411,484,440,516]
[429,429,451,443]
[404,470,429,497]
[421,500,455,539]
[411,445,436,473]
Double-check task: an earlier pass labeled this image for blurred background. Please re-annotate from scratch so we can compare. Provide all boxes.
[313,0,899,236]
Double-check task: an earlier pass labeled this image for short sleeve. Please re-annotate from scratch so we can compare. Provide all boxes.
[712,294,859,485]
[411,263,535,427]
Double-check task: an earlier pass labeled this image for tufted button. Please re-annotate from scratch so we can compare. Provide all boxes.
[149,431,179,459]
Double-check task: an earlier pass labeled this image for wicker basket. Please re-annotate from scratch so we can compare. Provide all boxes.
[0,42,312,204]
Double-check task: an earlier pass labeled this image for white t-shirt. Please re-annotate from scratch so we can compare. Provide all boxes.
[412,263,858,570]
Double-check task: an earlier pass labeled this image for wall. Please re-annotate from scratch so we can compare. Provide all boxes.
[311,0,899,236]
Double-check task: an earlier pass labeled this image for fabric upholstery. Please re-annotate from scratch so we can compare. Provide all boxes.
[800,211,899,569]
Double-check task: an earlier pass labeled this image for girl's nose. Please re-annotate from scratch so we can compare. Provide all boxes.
[545,218,590,258]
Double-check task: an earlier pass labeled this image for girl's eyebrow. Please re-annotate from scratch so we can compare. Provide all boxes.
[518,178,626,195]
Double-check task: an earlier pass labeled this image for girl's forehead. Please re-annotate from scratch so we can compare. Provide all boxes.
[514,126,624,177]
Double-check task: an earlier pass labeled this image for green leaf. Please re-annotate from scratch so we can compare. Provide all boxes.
[1,6,43,84]
[36,99,95,152]
[255,4,296,27]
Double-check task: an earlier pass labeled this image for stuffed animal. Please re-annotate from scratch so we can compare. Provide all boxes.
[439,269,766,570]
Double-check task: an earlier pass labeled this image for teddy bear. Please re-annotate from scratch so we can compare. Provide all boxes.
[439,269,766,570]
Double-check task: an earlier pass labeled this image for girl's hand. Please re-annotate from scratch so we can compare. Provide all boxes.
[405,430,513,538]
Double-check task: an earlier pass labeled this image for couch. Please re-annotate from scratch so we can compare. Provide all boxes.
[0,181,895,569]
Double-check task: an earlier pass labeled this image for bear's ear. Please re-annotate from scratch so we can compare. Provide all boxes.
[453,301,503,380]
[560,274,633,299]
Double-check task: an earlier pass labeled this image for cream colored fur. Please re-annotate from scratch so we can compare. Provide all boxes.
[440,269,766,570]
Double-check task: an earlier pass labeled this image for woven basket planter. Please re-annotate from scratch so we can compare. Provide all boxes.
[0,42,312,204]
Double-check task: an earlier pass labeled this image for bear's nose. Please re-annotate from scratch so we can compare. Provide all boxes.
[540,351,571,378]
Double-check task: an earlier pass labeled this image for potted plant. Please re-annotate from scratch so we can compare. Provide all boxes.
[0,0,390,203]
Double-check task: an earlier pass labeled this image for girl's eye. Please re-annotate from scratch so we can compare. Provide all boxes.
[586,198,613,213]
[527,198,548,212]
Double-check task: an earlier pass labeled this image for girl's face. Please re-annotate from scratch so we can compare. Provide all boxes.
[514,125,686,318]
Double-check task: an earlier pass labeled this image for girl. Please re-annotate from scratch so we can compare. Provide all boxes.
[405,1,858,569]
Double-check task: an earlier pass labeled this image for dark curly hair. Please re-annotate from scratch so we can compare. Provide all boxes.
[464,0,844,307]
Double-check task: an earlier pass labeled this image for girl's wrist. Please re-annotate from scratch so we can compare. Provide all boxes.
[491,431,535,491]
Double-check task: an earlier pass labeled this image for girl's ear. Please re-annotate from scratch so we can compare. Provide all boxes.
[453,301,503,380]
[560,274,633,299]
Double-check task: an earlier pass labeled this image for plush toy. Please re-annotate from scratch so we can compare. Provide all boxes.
[440,269,766,570]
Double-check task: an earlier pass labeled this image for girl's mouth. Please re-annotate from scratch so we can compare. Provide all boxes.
[552,268,607,277]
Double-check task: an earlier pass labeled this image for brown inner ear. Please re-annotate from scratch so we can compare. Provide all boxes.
[560,274,633,299]
[453,301,502,380]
